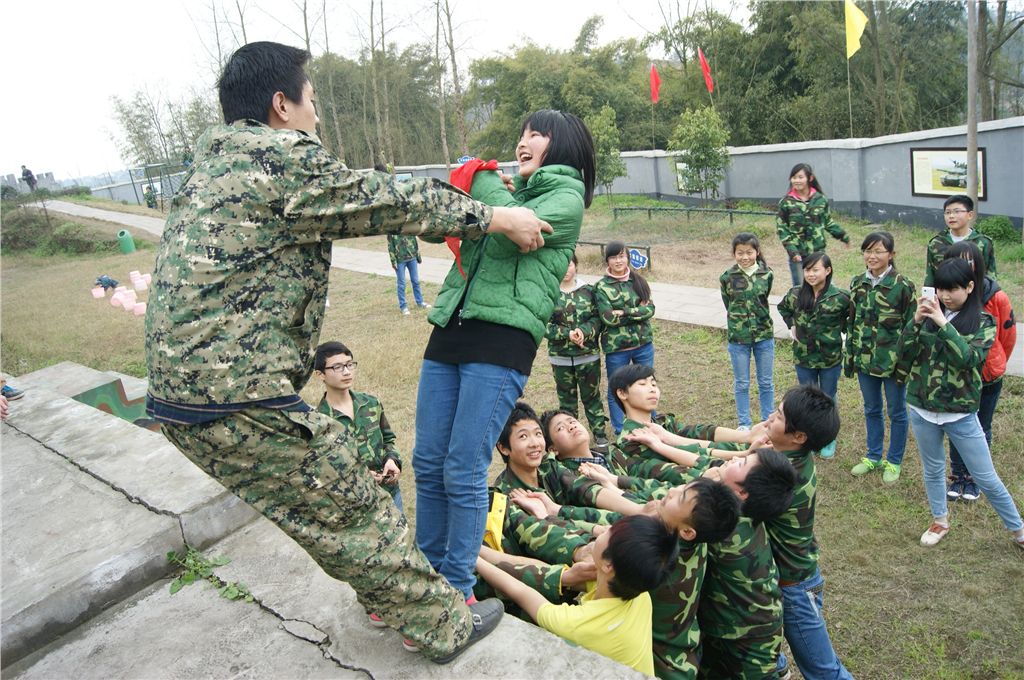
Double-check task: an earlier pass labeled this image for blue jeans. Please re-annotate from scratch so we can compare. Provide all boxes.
[604,342,655,434]
[727,339,775,428]
[909,409,1023,531]
[787,257,804,287]
[412,360,527,598]
[856,372,908,465]
[795,364,841,403]
[950,380,1002,478]
[780,569,854,680]
[396,259,424,310]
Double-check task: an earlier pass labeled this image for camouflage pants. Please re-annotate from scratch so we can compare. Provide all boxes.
[698,630,783,679]
[162,407,470,659]
[551,359,608,437]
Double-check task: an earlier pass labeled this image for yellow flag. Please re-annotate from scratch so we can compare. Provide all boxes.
[845,0,869,58]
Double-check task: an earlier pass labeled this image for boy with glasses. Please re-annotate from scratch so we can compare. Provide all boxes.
[924,194,996,286]
[314,341,403,509]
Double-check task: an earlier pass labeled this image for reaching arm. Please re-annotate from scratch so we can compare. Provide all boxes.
[475,558,550,622]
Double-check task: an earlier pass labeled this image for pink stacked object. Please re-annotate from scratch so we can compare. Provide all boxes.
[93,271,153,317]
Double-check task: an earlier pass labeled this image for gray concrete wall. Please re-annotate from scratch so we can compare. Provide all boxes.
[394,117,1023,232]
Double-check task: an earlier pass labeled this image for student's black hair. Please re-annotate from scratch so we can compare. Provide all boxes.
[314,341,352,371]
[539,408,577,450]
[788,162,824,194]
[608,363,656,413]
[602,515,680,600]
[570,251,579,267]
[780,385,840,453]
[932,258,983,335]
[860,231,897,266]
[604,240,652,301]
[796,251,833,314]
[688,478,741,544]
[218,41,310,125]
[520,110,597,207]
[943,194,974,212]
[738,449,798,524]
[497,401,541,460]
[943,240,987,284]
[732,232,768,267]
[373,163,388,173]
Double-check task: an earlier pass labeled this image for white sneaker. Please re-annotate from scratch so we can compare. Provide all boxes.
[920,522,950,547]
[401,308,410,316]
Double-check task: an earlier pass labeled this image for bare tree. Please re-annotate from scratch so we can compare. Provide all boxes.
[321,0,346,161]
[378,0,396,164]
[440,0,468,155]
[435,0,451,170]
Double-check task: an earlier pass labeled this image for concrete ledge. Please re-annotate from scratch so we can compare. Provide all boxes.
[0,425,184,667]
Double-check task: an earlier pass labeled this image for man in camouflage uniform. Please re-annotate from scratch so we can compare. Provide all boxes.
[386,233,429,315]
[145,41,550,663]
[923,194,997,286]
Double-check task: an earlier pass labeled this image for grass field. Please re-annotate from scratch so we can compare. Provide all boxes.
[2,208,1023,679]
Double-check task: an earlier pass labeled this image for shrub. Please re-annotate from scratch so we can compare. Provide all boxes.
[0,207,120,255]
[1,207,51,251]
[59,185,92,198]
[976,215,1021,244]
[39,222,118,256]
[1,185,19,201]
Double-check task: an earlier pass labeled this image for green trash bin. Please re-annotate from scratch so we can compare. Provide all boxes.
[117,229,136,254]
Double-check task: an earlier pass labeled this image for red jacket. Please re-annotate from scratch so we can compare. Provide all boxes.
[981,277,1016,383]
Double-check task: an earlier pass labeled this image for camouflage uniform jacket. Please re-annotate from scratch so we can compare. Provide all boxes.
[546,282,602,358]
[145,121,492,406]
[653,539,707,680]
[764,451,819,584]
[776,190,849,259]
[698,517,782,641]
[387,234,420,267]
[777,283,851,369]
[924,229,996,287]
[494,455,617,526]
[896,313,996,413]
[720,263,774,344]
[844,267,917,378]
[593,276,655,353]
[499,499,593,565]
[315,391,400,471]
[610,416,720,485]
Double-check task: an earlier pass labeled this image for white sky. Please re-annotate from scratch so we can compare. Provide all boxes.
[1,0,747,181]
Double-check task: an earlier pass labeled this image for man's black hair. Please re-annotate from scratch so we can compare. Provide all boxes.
[738,449,798,524]
[218,41,310,124]
[781,385,840,453]
[497,401,541,460]
[689,478,741,544]
[943,194,974,212]
[608,363,656,413]
[539,408,577,450]
[314,341,352,371]
[602,515,680,600]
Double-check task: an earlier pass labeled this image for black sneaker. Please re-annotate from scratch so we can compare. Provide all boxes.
[430,599,504,665]
[961,478,980,502]
[947,477,964,500]
[1,385,24,400]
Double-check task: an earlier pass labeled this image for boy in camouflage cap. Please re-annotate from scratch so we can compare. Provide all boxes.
[145,41,551,663]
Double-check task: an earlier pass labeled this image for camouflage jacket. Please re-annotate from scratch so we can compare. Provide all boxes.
[610,416,721,485]
[845,267,917,378]
[896,313,996,413]
[653,540,707,680]
[776,190,849,259]
[493,455,617,526]
[315,391,400,471]
[499,499,593,565]
[698,517,782,641]
[546,283,602,357]
[720,264,774,344]
[146,121,492,405]
[764,451,819,584]
[924,229,996,287]
[386,234,420,267]
[593,276,655,353]
[777,283,851,369]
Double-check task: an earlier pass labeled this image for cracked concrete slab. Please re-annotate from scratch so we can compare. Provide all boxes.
[0,425,184,666]
[4,575,365,680]
[207,519,644,679]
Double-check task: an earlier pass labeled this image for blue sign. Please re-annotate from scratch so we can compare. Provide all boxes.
[457,155,476,164]
[629,248,649,269]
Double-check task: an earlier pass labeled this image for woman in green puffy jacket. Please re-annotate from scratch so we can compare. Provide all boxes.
[413,110,596,602]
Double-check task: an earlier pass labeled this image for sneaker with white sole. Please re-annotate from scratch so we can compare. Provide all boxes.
[947,477,964,500]
[368,613,386,628]
[960,478,980,502]
[920,522,950,547]
[851,457,882,476]
[882,461,901,484]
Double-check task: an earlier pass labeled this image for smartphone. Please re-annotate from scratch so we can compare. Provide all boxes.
[921,286,935,301]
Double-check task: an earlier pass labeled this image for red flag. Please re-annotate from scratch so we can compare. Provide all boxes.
[649,65,662,103]
[698,47,714,93]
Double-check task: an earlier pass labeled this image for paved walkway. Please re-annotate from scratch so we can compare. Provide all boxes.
[41,200,1024,377]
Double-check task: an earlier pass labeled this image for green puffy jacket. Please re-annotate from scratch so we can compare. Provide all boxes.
[427,165,584,344]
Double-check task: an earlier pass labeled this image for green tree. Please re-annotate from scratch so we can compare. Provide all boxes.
[585,104,626,200]
[667,106,730,205]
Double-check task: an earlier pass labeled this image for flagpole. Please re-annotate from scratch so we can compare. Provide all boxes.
[846,58,854,137]
[651,101,656,151]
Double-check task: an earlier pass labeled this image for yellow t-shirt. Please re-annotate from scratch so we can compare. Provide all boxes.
[536,583,654,676]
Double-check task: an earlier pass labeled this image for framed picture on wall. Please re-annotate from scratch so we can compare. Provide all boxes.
[910,148,986,200]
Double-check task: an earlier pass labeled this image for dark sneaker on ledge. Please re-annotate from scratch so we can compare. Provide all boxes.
[429,598,504,665]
